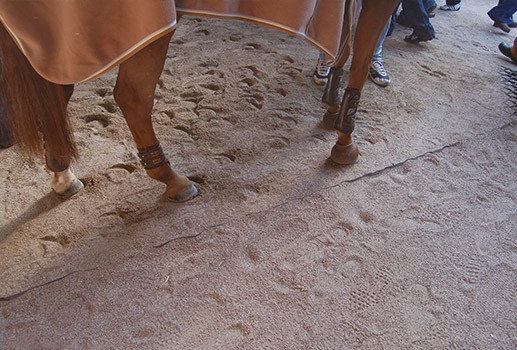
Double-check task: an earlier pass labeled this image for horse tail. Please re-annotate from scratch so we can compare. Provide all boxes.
[0,23,77,163]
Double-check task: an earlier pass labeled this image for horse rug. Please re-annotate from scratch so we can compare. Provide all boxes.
[0,0,357,85]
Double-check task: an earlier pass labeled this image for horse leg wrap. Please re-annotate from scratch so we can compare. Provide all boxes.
[137,143,169,170]
[322,67,344,108]
[334,88,361,134]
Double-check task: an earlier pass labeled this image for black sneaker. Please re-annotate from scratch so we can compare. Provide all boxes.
[404,31,435,44]
[369,61,391,87]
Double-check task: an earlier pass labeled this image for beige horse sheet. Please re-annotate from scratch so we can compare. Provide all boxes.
[0,0,356,84]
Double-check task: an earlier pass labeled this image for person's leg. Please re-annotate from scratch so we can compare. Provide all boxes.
[402,0,435,43]
[372,22,389,63]
[423,0,437,13]
[488,0,517,22]
[387,8,399,36]
[499,0,517,24]
[369,21,391,86]
[488,1,517,32]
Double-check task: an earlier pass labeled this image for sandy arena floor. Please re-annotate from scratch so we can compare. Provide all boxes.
[1,1,516,348]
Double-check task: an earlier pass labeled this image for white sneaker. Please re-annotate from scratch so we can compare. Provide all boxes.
[313,55,331,85]
[439,4,461,11]
[369,61,391,87]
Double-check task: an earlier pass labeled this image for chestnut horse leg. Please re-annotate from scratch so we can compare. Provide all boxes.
[45,84,85,196]
[113,32,197,202]
[330,0,399,164]
[321,45,350,116]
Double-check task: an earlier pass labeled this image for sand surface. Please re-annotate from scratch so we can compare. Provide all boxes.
[1,0,516,348]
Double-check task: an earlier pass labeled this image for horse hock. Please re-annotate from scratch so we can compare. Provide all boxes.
[330,88,361,165]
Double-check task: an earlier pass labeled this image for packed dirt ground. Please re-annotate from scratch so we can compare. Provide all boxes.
[1,0,516,348]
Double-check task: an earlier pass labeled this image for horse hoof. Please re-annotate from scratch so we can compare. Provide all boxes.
[167,182,198,203]
[54,179,85,197]
[330,142,360,165]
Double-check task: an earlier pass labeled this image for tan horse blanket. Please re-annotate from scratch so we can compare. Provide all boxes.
[0,0,355,84]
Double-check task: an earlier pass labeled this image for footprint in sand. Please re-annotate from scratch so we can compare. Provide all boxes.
[83,114,111,128]
[95,88,110,98]
[264,136,290,149]
[98,100,118,113]
[349,288,380,311]
[462,254,487,284]
[229,33,243,42]
[105,163,138,184]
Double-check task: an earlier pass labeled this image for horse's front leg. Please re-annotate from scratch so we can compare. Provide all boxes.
[331,0,399,164]
[114,32,197,202]
[45,84,84,196]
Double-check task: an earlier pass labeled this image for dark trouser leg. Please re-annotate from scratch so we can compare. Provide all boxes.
[401,0,435,36]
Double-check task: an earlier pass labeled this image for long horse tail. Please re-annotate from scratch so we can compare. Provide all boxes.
[0,23,77,164]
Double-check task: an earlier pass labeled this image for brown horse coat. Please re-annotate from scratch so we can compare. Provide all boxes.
[0,0,356,85]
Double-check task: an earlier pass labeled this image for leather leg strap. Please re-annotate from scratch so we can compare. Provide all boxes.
[334,88,361,134]
[137,143,169,170]
[322,67,344,108]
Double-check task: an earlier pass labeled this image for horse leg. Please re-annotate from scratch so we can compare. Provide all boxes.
[114,32,197,202]
[45,84,85,196]
[321,0,358,115]
[331,0,399,164]
[321,45,350,115]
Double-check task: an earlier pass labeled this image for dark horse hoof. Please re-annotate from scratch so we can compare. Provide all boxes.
[168,181,198,203]
[330,142,360,165]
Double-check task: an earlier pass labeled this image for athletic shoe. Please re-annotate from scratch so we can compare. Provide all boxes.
[404,31,435,44]
[439,4,461,11]
[427,4,437,17]
[369,61,391,87]
[313,56,331,85]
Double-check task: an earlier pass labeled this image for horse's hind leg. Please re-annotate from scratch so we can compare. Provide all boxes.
[114,32,197,202]
[322,45,350,116]
[331,0,399,164]
[45,84,85,196]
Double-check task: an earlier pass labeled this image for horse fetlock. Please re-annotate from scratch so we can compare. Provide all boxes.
[51,168,84,196]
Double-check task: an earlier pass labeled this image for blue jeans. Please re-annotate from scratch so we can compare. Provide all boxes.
[372,20,391,63]
[399,0,436,37]
[488,0,517,24]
